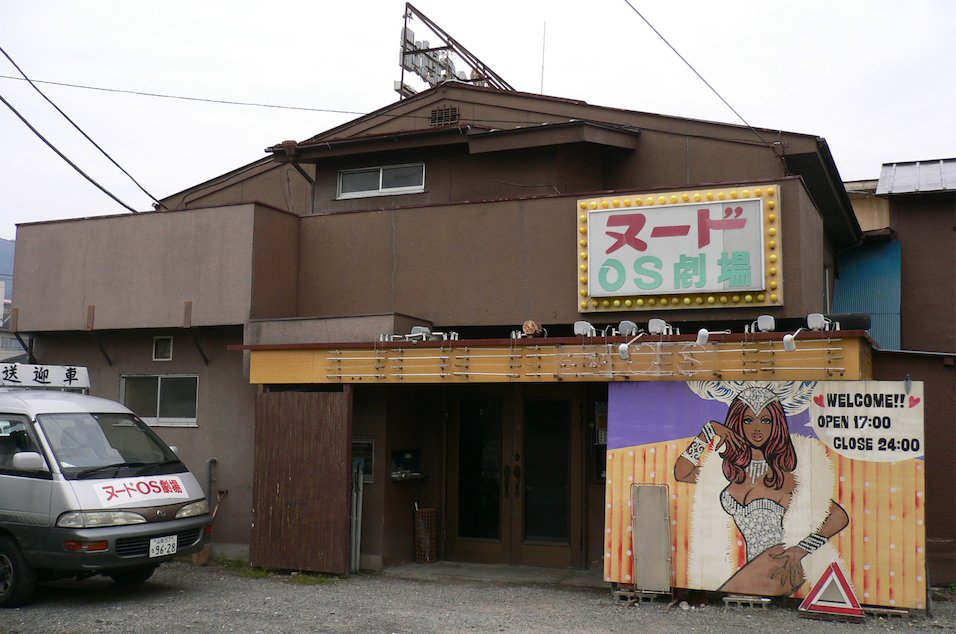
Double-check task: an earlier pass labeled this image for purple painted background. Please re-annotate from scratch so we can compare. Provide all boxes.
[608,382,811,450]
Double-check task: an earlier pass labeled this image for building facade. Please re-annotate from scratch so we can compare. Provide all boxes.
[12,85,952,591]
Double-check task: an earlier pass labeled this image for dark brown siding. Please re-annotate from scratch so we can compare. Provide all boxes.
[311,144,608,214]
[295,178,828,327]
[250,389,353,573]
[894,193,956,353]
[251,207,300,320]
[874,352,956,584]
[604,132,782,191]
[381,386,445,566]
[165,162,313,214]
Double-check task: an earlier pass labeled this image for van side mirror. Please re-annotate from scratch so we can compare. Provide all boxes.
[12,451,49,472]
[168,445,179,456]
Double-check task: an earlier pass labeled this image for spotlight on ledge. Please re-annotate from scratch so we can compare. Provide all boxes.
[806,313,842,331]
[783,327,805,352]
[618,332,646,360]
[648,318,677,336]
[747,315,776,333]
[695,328,731,346]
[615,320,640,337]
[573,320,597,337]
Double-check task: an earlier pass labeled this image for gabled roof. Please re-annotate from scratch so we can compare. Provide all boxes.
[271,119,642,161]
[272,82,818,149]
[301,83,590,143]
[159,156,274,208]
[266,82,860,248]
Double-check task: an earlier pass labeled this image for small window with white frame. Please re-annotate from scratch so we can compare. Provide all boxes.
[153,336,173,361]
[121,375,198,427]
[337,163,425,199]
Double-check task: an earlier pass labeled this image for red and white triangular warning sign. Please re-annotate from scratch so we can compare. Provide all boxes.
[798,561,864,621]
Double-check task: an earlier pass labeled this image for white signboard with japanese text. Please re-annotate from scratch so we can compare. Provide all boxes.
[0,364,89,389]
[587,198,765,298]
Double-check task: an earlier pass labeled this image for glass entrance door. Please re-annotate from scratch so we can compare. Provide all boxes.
[457,399,502,541]
[445,387,582,567]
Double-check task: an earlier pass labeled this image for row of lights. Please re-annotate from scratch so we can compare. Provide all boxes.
[380,326,459,342]
[384,313,839,352]
[580,187,775,209]
[577,185,782,311]
[580,293,774,309]
[569,314,840,359]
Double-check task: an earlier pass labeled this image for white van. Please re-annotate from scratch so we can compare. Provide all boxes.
[0,366,210,607]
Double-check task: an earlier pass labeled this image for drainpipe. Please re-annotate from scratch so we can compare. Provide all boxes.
[206,458,218,498]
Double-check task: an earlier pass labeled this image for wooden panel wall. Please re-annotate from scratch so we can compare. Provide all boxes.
[604,441,927,610]
[250,389,353,573]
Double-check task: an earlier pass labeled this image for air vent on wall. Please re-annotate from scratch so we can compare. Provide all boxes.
[430,106,459,126]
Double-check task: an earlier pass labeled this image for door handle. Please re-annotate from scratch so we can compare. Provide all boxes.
[503,464,511,498]
[513,464,521,498]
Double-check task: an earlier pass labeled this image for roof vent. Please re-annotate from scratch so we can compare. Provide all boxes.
[430,106,459,126]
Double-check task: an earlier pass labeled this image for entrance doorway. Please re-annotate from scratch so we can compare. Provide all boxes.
[445,386,583,568]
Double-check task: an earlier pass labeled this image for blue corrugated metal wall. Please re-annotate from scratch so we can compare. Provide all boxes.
[833,240,901,349]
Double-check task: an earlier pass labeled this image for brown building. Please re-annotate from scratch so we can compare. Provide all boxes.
[12,85,951,585]
[843,161,956,583]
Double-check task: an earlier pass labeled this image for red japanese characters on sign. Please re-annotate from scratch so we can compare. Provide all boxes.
[93,475,190,507]
[587,199,765,298]
[604,206,748,253]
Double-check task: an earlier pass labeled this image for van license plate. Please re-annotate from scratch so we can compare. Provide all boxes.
[149,535,177,558]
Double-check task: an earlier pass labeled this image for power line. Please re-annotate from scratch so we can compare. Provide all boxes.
[0,92,139,213]
[620,0,775,151]
[0,73,777,145]
[0,74,367,117]
[0,65,782,159]
[0,73,565,128]
[0,46,166,209]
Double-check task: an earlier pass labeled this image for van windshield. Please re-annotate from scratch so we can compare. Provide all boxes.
[36,412,184,479]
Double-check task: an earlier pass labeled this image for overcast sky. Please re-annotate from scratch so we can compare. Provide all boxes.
[2,1,954,241]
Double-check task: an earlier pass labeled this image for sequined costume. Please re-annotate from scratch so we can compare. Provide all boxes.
[719,489,786,561]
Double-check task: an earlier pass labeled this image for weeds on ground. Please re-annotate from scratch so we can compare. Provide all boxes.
[930,585,956,602]
[289,571,336,586]
[215,554,271,579]
[215,555,337,585]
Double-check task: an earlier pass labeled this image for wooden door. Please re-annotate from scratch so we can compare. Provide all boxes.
[250,389,352,573]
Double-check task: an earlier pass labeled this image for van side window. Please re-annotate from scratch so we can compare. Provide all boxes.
[0,415,39,470]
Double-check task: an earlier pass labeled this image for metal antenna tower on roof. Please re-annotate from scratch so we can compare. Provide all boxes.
[396,3,515,99]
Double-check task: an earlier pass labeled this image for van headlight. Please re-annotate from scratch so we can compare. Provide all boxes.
[175,499,209,519]
[57,511,148,528]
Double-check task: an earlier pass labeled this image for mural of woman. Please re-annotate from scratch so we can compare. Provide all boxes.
[674,382,848,596]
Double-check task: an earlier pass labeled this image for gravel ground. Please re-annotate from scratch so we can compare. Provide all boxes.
[2,561,954,633]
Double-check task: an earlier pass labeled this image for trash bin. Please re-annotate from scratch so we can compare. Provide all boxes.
[414,507,436,563]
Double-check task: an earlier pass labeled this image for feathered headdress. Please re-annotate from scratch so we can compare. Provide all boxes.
[686,380,816,415]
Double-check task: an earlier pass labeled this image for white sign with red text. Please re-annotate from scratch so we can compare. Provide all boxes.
[587,198,765,297]
[93,475,190,507]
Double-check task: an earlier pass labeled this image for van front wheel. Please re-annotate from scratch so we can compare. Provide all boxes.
[0,535,38,608]
[109,565,157,585]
